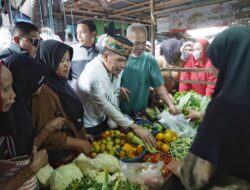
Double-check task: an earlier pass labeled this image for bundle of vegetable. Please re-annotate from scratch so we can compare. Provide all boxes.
[174,91,211,113]
[66,170,142,190]
[170,137,193,160]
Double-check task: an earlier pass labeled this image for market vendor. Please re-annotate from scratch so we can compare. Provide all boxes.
[120,23,180,114]
[77,34,156,147]
[179,39,217,96]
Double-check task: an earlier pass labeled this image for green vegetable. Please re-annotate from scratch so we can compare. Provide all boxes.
[127,132,158,154]
[50,163,83,190]
[36,164,53,187]
[174,91,211,113]
[170,137,193,160]
[102,169,109,190]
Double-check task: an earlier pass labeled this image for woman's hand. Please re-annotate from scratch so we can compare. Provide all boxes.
[30,148,48,174]
[44,117,65,132]
[186,109,204,120]
[80,140,92,155]
[167,159,181,177]
[86,134,94,143]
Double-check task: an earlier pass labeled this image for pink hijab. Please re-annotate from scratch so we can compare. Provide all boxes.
[197,39,209,65]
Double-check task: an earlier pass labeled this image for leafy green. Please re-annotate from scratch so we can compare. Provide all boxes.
[174,91,211,113]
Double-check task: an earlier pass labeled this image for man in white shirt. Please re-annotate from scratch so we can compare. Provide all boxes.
[77,34,156,147]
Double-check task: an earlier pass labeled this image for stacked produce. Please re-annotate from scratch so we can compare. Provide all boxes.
[155,129,177,153]
[92,130,126,156]
[143,152,172,176]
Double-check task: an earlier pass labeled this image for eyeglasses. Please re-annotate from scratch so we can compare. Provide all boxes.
[19,36,42,47]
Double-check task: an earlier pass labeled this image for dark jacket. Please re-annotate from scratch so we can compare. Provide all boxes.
[0,42,28,60]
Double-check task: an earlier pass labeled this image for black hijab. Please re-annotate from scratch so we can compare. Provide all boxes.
[36,40,83,131]
[3,54,48,156]
[190,27,250,181]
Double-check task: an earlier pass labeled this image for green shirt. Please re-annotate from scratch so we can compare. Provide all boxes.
[120,52,164,115]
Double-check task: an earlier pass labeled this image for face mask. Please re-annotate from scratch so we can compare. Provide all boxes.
[193,50,201,61]
[181,51,189,61]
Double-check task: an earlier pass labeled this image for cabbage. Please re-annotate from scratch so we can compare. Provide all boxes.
[94,153,120,173]
[36,164,54,187]
[50,163,83,190]
[74,153,99,178]
[74,153,120,175]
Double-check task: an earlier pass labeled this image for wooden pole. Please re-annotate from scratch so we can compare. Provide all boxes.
[150,0,155,55]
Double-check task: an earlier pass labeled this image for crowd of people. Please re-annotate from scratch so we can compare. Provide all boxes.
[0,19,249,190]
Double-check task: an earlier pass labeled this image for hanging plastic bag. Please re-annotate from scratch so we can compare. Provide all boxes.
[120,161,164,187]
[157,111,196,138]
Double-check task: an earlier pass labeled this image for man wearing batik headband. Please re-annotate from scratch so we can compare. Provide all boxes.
[77,34,156,147]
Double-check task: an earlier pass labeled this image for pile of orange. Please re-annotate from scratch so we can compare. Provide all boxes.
[155,129,177,153]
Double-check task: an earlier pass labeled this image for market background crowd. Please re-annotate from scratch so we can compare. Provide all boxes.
[0,19,249,190]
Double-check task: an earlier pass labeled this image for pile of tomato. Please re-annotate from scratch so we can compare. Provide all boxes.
[143,152,172,176]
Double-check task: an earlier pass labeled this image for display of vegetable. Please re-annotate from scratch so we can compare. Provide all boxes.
[66,173,142,190]
[170,137,193,160]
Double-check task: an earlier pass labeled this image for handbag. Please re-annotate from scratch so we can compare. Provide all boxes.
[0,136,37,190]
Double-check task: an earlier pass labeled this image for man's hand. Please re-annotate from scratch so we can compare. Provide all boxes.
[132,125,156,148]
[30,149,48,174]
[169,105,181,115]
[44,117,65,132]
[120,87,131,102]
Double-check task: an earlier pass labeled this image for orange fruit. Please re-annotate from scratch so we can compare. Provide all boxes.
[156,133,163,141]
[156,141,162,150]
[161,143,170,153]
[163,132,173,143]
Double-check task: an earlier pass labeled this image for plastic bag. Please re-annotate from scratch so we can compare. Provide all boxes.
[120,161,164,186]
[157,111,196,138]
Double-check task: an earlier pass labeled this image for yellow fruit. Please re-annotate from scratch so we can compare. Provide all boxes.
[104,130,111,137]
[172,136,177,141]
[163,132,173,143]
[156,133,163,141]
[126,132,134,140]
[161,143,170,153]
[156,141,162,150]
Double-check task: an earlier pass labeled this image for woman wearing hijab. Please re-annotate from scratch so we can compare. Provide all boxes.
[164,26,250,189]
[33,40,92,167]
[179,39,217,96]
[0,58,49,190]
[157,38,183,94]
